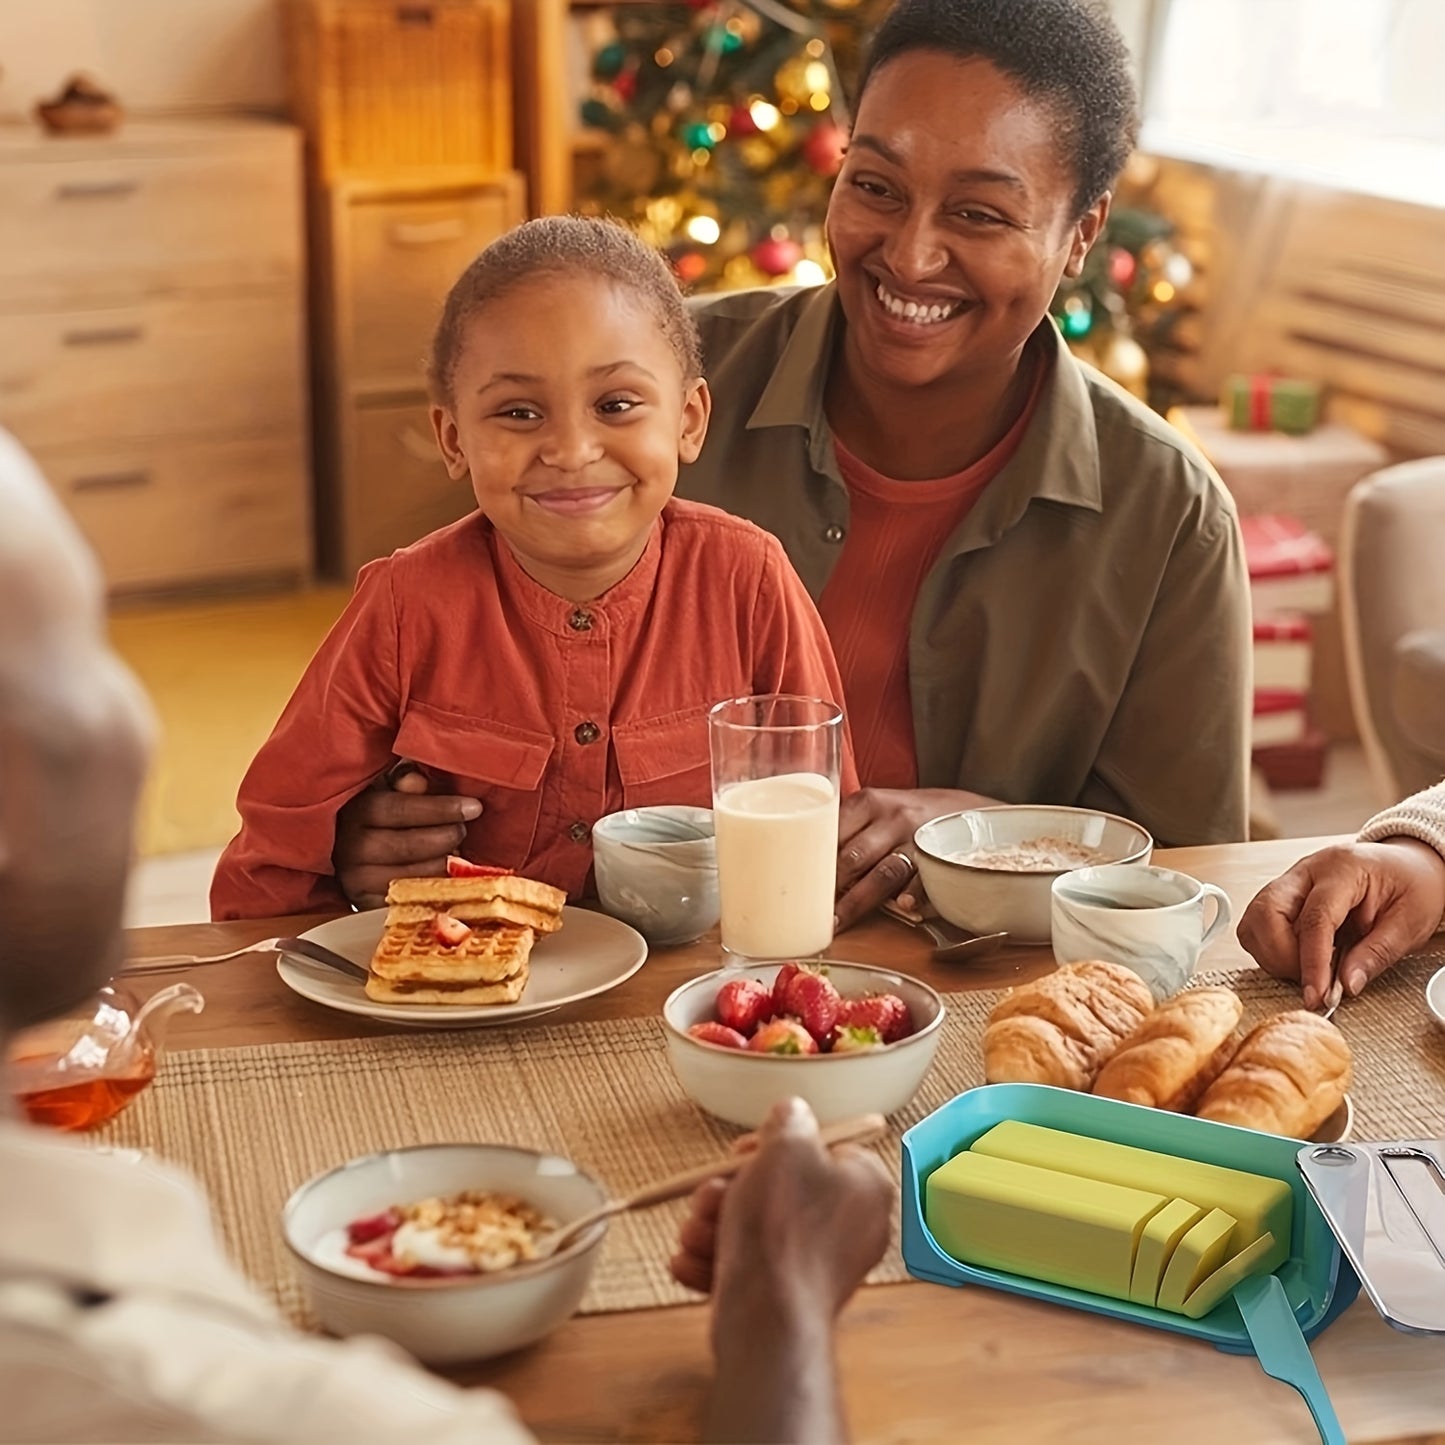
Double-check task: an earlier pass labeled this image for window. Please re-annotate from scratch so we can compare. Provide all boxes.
[1141,0,1445,208]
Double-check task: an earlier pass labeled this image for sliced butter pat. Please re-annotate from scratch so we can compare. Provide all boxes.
[1129,1198,1204,1307]
[1181,1231,1279,1320]
[969,1121,1292,1269]
[925,1149,1167,1302]
[1156,1208,1237,1313]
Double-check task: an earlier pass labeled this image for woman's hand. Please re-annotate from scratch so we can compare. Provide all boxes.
[332,766,482,909]
[833,786,995,932]
[1238,838,1445,1008]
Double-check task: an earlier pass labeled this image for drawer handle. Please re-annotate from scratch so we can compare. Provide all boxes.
[70,469,152,494]
[396,5,435,25]
[56,180,140,201]
[388,219,468,247]
[63,326,145,347]
[398,425,439,462]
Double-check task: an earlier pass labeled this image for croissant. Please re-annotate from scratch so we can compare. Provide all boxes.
[984,960,1155,1092]
[1092,988,1243,1112]
[1195,1010,1352,1139]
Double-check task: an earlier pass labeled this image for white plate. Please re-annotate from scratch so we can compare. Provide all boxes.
[276,907,648,1029]
[1427,965,1445,1029]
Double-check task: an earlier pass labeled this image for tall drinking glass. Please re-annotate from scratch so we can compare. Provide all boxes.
[709,694,844,960]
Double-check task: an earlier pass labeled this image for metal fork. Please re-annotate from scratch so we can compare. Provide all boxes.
[121,936,368,981]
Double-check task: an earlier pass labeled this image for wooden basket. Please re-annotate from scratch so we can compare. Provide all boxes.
[286,0,512,180]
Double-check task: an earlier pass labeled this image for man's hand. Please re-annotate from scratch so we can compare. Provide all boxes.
[332,765,482,909]
[671,1097,892,1444]
[834,787,995,932]
[1238,838,1445,1008]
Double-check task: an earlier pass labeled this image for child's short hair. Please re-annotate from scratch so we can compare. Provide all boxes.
[428,215,704,403]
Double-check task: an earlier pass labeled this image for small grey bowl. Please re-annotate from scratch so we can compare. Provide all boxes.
[592,805,719,946]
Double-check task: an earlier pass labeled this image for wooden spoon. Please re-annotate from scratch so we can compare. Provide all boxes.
[534,1111,888,1260]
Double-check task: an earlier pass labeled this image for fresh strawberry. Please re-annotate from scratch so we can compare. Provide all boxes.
[446,856,513,879]
[346,1235,396,1267]
[346,1207,402,1245]
[748,1017,818,1055]
[832,1024,885,1053]
[687,1021,750,1050]
[779,967,842,1044]
[770,961,801,1016]
[431,912,473,947]
[837,993,911,1043]
[715,977,772,1034]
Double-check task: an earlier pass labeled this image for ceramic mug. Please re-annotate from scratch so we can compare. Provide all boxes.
[1050,864,1233,1001]
[591,805,719,947]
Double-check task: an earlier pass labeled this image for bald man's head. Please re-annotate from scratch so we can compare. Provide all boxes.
[0,432,153,1034]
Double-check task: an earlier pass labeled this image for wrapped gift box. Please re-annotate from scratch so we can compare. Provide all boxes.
[1223,374,1322,435]
[1168,406,1388,741]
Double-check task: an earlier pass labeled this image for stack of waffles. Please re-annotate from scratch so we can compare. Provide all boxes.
[364,874,566,1006]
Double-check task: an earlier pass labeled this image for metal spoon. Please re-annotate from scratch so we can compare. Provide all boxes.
[1317,947,1345,1021]
[881,902,1009,962]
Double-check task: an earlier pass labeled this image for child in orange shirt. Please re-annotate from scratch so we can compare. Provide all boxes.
[212,218,853,918]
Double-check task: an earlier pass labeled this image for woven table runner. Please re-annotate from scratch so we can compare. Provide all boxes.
[100,951,1445,1327]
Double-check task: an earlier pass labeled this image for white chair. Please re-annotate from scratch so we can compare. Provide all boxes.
[1339,458,1445,803]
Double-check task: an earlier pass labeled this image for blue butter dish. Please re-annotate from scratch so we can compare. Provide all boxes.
[900,1083,1360,1353]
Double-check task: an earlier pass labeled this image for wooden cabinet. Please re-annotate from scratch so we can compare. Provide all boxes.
[0,118,311,595]
[282,0,531,572]
[311,173,524,574]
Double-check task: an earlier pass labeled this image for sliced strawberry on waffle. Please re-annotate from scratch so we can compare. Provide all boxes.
[446,856,514,879]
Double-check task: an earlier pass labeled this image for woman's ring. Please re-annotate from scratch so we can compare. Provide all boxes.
[887,850,917,878]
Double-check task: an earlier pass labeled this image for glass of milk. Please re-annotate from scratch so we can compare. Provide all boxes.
[709,694,844,961]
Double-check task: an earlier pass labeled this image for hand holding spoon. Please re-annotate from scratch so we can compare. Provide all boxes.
[533,1112,887,1260]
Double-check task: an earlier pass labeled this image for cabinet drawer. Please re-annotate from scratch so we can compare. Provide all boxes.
[341,179,523,389]
[0,293,305,450]
[342,400,476,570]
[38,434,310,592]
[0,138,303,308]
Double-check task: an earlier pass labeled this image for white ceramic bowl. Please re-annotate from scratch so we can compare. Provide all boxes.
[282,1143,607,1365]
[592,804,719,946]
[662,961,945,1128]
[914,805,1154,945]
[1427,966,1445,1030]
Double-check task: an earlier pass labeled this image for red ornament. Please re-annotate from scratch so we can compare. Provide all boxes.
[1108,247,1137,287]
[728,103,759,138]
[750,235,802,277]
[672,250,708,284]
[613,69,638,104]
[801,119,847,177]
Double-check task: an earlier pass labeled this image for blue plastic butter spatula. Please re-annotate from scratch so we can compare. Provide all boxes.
[1234,1272,1345,1445]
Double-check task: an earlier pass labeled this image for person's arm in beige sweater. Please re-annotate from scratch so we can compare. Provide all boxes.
[1239,782,1445,1005]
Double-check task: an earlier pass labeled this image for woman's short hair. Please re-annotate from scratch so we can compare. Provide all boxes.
[429,215,703,403]
[857,0,1139,216]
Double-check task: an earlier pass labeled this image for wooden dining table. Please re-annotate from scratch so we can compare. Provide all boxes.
[125,836,1445,1445]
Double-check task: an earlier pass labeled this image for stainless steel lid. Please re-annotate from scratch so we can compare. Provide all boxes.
[1298,1138,1445,1336]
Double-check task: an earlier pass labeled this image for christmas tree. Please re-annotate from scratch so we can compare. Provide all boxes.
[576,0,882,292]
[1049,158,1199,411]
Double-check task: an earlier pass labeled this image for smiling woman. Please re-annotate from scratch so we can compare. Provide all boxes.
[676,0,1253,928]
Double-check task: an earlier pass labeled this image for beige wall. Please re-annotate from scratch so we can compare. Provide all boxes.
[0,0,284,118]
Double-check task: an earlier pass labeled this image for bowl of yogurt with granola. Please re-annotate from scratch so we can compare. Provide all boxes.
[283,1143,607,1363]
[914,805,1153,945]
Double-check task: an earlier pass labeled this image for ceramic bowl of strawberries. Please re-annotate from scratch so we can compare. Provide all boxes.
[661,961,945,1128]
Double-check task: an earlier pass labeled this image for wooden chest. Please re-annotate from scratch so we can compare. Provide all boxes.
[0,118,311,595]
[285,0,513,181]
